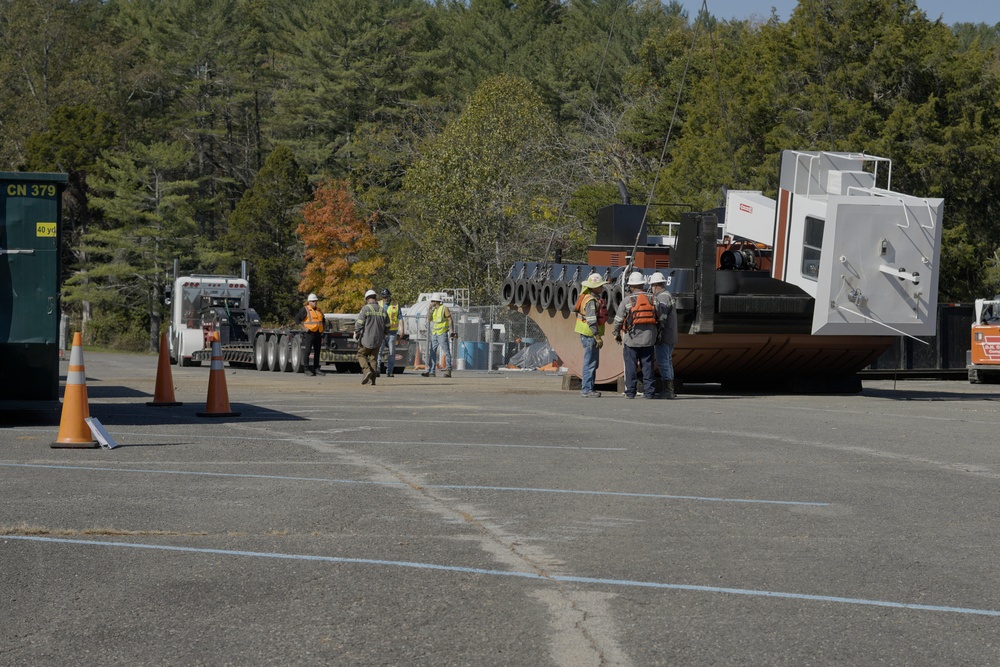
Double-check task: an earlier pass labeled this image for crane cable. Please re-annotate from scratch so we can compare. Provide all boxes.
[622,0,712,294]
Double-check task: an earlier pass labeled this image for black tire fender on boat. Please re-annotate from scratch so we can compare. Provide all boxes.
[607,284,623,318]
[528,280,540,306]
[553,281,569,311]
[501,278,517,306]
[567,283,581,312]
[515,280,530,306]
[539,281,555,309]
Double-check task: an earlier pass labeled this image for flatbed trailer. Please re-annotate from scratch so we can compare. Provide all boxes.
[192,314,413,374]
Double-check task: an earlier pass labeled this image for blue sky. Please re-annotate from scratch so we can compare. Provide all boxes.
[688,0,997,25]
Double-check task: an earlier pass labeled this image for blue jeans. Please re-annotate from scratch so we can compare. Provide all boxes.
[379,331,398,374]
[623,345,655,397]
[428,333,452,373]
[654,343,674,381]
[580,334,600,395]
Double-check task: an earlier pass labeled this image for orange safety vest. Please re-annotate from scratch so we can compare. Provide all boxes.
[625,293,657,331]
[303,303,324,332]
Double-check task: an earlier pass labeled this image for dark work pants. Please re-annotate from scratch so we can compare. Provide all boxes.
[623,344,655,398]
[304,330,322,371]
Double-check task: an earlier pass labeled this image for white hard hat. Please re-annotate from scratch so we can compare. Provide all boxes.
[627,271,646,286]
[364,289,377,299]
[649,272,667,285]
[430,292,442,302]
[307,293,319,302]
[581,273,607,289]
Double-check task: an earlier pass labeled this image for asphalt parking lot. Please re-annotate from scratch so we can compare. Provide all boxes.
[2,352,999,666]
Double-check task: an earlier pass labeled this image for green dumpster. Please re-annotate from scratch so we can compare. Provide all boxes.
[0,172,68,406]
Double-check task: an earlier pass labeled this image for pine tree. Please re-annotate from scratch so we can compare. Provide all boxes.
[65,141,198,350]
[224,145,310,322]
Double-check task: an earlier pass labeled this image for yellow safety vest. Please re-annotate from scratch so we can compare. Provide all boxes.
[303,304,324,333]
[431,305,450,335]
[574,293,605,337]
[380,300,400,331]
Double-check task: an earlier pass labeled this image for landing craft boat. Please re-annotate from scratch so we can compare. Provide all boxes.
[502,150,944,391]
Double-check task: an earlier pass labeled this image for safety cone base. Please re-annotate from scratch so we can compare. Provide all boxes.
[51,439,99,449]
[147,400,183,407]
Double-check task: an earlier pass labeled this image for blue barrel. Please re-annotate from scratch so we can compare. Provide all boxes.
[460,341,489,370]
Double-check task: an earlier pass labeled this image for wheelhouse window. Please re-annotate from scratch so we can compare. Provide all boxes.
[801,216,824,280]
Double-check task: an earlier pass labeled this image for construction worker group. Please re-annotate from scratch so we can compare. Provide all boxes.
[300,272,677,396]
[298,287,439,386]
[574,271,676,399]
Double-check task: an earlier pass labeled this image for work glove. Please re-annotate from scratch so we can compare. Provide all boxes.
[450,332,457,339]
[594,335,603,350]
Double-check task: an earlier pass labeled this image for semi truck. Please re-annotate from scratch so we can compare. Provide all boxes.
[166,267,411,373]
[967,297,1000,383]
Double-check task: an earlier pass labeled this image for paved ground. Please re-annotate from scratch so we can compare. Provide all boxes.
[2,352,999,666]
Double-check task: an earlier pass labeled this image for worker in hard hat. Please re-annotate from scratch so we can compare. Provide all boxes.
[355,289,388,385]
[574,273,608,398]
[649,272,677,399]
[612,271,658,399]
[295,293,325,376]
[377,288,405,377]
[421,292,454,378]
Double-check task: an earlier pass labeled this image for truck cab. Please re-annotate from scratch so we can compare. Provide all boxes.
[167,275,259,365]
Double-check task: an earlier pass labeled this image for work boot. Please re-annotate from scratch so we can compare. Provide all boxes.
[362,371,374,385]
[664,380,675,399]
[421,371,435,377]
[444,370,452,378]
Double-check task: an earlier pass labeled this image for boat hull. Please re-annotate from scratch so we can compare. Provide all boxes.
[520,305,892,386]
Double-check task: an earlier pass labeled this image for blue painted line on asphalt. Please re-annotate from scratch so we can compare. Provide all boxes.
[0,462,828,507]
[5,535,998,618]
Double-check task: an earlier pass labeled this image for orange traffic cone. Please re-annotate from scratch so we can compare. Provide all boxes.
[51,332,98,448]
[196,332,240,418]
[412,341,424,370]
[147,332,182,407]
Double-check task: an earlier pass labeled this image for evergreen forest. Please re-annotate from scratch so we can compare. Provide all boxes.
[2,0,998,350]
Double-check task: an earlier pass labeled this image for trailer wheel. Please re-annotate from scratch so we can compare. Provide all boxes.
[289,335,304,373]
[277,334,292,372]
[254,335,270,371]
[267,334,281,371]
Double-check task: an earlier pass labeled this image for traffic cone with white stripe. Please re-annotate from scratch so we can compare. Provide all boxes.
[196,332,240,418]
[147,332,182,407]
[51,332,98,448]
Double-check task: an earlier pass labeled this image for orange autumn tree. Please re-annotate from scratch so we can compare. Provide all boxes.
[298,179,384,313]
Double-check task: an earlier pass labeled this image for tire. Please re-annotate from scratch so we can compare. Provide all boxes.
[514,280,529,306]
[553,281,569,311]
[254,334,270,371]
[607,285,623,318]
[277,334,292,372]
[290,335,304,373]
[528,281,541,307]
[500,278,516,306]
[567,284,581,311]
[539,281,555,310]
[267,334,281,372]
